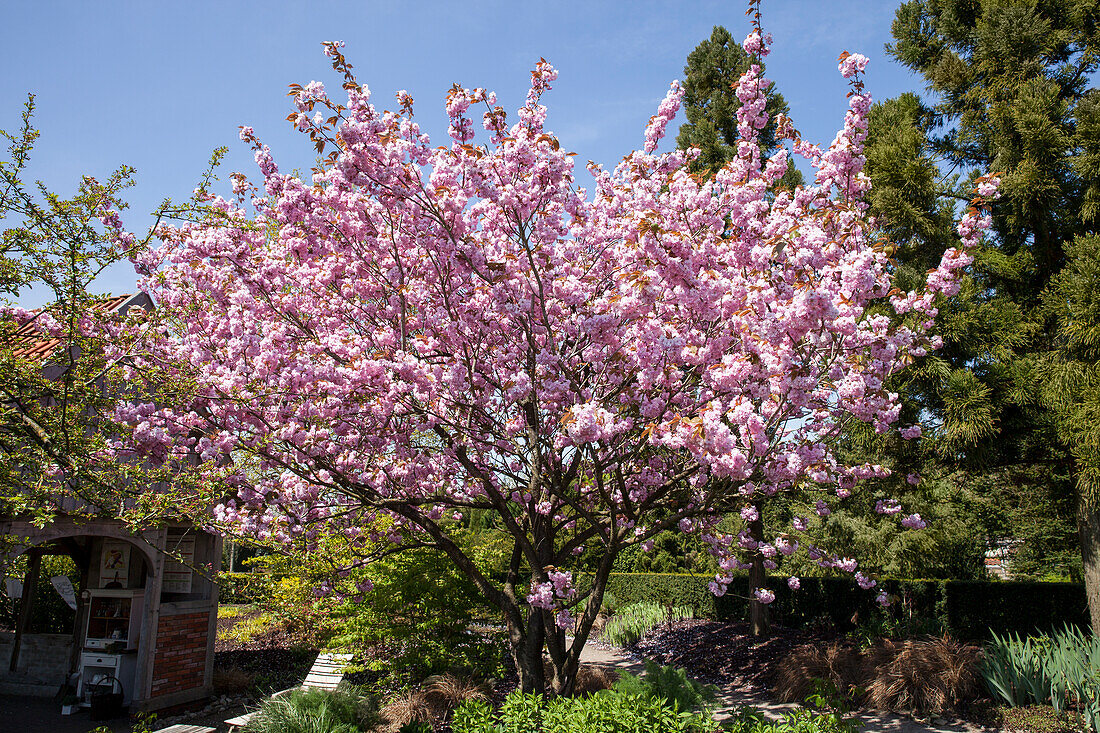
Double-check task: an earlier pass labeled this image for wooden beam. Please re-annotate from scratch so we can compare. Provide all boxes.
[9,550,41,672]
[59,537,90,569]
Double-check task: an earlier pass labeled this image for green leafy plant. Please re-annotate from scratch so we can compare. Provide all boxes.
[600,601,694,647]
[452,684,719,733]
[244,685,378,733]
[722,704,860,733]
[609,660,717,715]
[981,624,1100,729]
[397,723,434,733]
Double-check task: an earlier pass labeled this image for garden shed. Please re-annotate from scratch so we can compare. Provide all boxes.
[0,517,222,713]
[0,292,223,713]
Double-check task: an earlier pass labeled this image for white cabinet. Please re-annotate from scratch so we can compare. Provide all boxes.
[79,588,144,703]
[84,588,144,650]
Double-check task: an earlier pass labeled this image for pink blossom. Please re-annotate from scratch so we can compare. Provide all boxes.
[875,499,902,515]
[838,53,869,78]
[753,588,776,604]
[788,576,801,590]
[901,513,928,530]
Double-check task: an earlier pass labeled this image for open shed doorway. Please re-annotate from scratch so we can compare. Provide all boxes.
[1,535,152,707]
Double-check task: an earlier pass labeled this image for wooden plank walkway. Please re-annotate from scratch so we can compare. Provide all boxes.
[225,652,354,731]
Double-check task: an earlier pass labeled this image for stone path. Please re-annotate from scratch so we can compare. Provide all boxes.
[577,641,992,733]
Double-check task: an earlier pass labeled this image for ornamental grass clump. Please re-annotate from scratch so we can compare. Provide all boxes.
[773,642,863,705]
[244,685,378,733]
[981,624,1100,730]
[863,636,982,714]
[600,601,694,648]
[775,635,982,715]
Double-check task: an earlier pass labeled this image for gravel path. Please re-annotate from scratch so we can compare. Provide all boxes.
[577,639,993,733]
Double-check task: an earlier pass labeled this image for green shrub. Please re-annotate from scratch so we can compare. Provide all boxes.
[981,624,1100,730]
[0,554,79,633]
[610,660,717,714]
[452,684,718,733]
[601,602,694,647]
[244,685,378,733]
[723,704,860,733]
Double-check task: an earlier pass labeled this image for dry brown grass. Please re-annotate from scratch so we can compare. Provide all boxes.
[380,689,435,730]
[774,634,982,715]
[574,664,620,695]
[863,636,982,714]
[212,665,253,694]
[423,672,489,710]
[379,674,487,732]
[773,641,864,704]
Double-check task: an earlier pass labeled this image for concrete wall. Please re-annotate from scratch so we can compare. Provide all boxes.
[0,631,72,688]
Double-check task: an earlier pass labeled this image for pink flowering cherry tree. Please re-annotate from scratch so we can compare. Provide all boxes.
[113,20,996,695]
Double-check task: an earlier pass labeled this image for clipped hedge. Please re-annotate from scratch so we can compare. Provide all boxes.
[586,573,1089,640]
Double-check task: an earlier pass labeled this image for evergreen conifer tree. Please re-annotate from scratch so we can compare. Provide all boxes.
[860,0,1100,624]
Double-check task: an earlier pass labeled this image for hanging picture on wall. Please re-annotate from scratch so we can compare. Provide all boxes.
[162,535,195,593]
[99,541,130,588]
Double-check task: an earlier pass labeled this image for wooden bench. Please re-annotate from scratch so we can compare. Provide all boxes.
[225,652,353,731]
[154,725,216,733]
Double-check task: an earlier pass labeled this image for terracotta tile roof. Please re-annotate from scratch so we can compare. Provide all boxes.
[9,294,135,361]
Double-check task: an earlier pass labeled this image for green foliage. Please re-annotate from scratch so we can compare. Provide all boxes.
[845,0,1100,593]
[233,537,503,690]
[0,96,143,522]
[452,678,719,733]
[0,97,230,527]
[601,530,718,575]
[600,602,694,647]
[1042,235,1100,504]
[326,547,504,687]
[397,723,434,733]
[244,685,379,733]
[0,553,77,633]
[789,472,991,581]
[722,704,860,733]
[585,573,718,616]
[610,660,717,715]
[981,625,1100,730]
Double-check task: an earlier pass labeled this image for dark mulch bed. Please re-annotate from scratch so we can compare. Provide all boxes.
[965,701,1080,733]
[631,618,812,693]
[214,647,318,694]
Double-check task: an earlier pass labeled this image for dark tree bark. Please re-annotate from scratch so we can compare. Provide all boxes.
[1077,494,1100,634]
[748,503,769,636]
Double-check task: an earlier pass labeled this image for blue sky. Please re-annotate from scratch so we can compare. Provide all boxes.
[3,1,925,303]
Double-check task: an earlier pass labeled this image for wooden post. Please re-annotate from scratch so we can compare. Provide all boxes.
[9,550,41,672]
[68,540,91,677]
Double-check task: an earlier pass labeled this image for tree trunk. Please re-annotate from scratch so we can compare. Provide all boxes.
[509,607,546,693]
[749,506,769,636]
[1077,493,1100,634]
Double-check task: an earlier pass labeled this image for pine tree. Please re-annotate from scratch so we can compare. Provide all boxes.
[676,25,801,186]
[1042,235,1100,624]
[860,0,1100,622]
